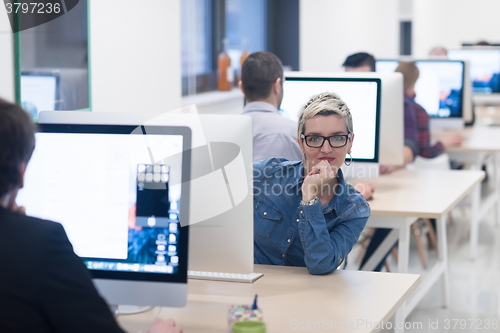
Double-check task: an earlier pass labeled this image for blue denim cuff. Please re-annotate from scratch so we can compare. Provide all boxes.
[298,201,323,221]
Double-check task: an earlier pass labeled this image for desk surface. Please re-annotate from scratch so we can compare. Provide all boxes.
[434,126,500,152]
[475,105,500,118]
[118,265,420,333]
[355,169,484,218]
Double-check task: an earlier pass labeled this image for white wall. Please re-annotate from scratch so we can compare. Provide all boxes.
[399,0,413,21]
[300,0,400,71]
[413,0,500,57]
[0,6,15,102]
[89,0,181,113]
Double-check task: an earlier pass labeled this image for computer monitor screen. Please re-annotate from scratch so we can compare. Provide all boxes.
[38,111,255,276]
[281,77,381,163]
[448,49,500,94]
[20,71,60,120]
[16,124,191,307]
[376,60,466,118]
[297,72,404,165]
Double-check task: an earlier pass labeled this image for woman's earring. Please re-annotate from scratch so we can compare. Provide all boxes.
[344,152,352,166]
[301,153,306,165]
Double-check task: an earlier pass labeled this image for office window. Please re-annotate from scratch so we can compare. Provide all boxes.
[225,0,267,72]
[267,0,299,71]
[400,21,412,56]
[15,0,90,121]
[181,0,216,95]
[181,0,268,95]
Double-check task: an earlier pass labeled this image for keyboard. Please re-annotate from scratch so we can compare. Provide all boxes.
[188,270,263,283]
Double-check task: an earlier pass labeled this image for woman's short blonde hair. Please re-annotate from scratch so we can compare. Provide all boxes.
[297,92,353,140]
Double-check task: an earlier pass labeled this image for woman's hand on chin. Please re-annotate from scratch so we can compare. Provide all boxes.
[302,160,337,200]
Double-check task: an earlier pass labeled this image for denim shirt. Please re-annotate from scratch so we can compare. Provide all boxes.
[253,158,370,275]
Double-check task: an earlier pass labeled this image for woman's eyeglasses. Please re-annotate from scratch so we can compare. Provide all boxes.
[300,133,352,148]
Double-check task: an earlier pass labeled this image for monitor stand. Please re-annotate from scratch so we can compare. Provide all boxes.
[109,305,153,317]
[473,94,500,105]
[430,118,464,130]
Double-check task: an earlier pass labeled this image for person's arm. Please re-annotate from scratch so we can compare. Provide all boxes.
[438,133,464,150]
[419,140,445,159]
[420,133,463,158]
[414,103,445,158]
[353,182,375,200]
[299,162,369,274]
[41,223,126,333]
[297,202,369,275]
[403,145,414,165]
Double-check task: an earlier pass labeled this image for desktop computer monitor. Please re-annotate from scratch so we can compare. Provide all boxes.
[16,123,192,307]
[285,72,404,166]
[20,71,60,120]
[462,43,500,47]
[38,111,254,275]
[448,48,500,105]
[281,75,381,178]
[376,59,469,128]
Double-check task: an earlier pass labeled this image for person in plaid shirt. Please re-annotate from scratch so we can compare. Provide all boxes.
[379,61,463,174]
[360,61,463,271]
[400,61,463,159]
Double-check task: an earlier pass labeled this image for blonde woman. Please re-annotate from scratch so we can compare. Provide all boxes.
[253,92,370,275]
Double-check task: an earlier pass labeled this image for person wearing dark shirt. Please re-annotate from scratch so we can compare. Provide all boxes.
[0,98,182,333]
[342,52,376,72]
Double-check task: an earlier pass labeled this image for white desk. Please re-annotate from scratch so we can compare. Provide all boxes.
[436,126,500,259]
[118,265,420,333]
[355,169,484,333]
[475,105,500,118]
